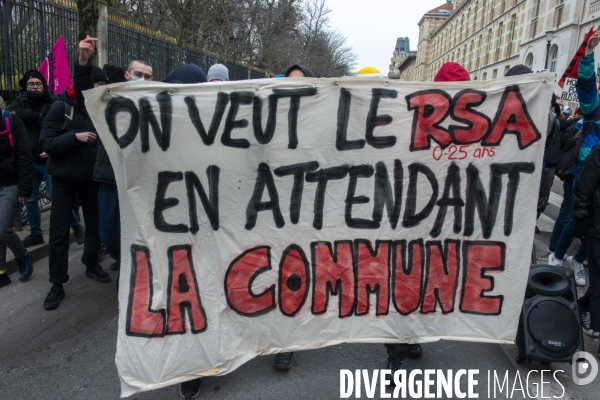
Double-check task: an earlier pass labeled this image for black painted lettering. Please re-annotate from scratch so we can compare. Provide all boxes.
[246,163,284,230]
[274,162,320,224]
[154,171,188,233]
[366,89,398,148]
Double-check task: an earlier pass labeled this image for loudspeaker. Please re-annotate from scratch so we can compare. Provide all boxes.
[516,264,584,364]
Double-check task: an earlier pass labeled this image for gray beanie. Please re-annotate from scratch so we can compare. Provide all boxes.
[207,64,229,82]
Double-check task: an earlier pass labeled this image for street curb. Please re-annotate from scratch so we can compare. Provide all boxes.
[6,233,77,276]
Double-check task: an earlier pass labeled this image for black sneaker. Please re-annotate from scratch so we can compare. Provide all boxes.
[72,224,85,245]
[22,234,44,247]
[407,344,422,359]
[44,285,65,310]
[86,265,111,283]
[180,378,201,399]
[274,352,294,370]
[581,311,600,338]
[110,261,119,271]
[16,252,33,282]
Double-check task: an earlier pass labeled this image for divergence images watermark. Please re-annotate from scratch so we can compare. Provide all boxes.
[340,353,598,399]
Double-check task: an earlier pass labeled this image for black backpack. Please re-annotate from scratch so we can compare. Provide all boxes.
[555,122,593,180]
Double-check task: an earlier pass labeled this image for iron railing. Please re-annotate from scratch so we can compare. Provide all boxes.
[0,0,267,102]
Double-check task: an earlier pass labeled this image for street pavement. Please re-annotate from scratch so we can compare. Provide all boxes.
[1,178,599,399]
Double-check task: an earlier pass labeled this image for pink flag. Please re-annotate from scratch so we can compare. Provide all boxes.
[38,35,72,94]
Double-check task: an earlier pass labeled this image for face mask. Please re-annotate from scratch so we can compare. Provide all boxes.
[130,74,144,82]
[28,91,44,99]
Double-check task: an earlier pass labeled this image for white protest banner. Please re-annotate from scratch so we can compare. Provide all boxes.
[561,77,579,103]
[83,74,552,396]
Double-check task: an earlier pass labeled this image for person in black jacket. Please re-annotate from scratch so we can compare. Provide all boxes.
[0,102,33,287]
[573,142,600,340]
[40,36,110,310]
[94,63,128,273]
[7,70,85,247]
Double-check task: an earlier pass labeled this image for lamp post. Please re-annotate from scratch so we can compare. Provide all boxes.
[232,23,239,81]
[544,30,555,70]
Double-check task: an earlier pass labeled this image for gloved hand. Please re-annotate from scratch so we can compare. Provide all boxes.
[573,217,588,239]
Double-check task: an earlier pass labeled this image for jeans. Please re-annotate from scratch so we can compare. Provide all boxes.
[0,186,27,271]
[48,177,101,284]
[98,183,120,265]
[553,177,588,263]
[26,163,79,236]
[549,178,574,252]
[578,235,600,331]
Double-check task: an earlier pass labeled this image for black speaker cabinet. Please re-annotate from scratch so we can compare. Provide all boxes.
[516,264,584,364]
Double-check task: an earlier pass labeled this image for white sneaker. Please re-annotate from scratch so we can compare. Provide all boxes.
[566,256,586,286]
[548,253,563,266]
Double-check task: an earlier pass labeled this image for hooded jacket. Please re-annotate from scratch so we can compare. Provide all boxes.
[40,61,98,182]
[7,70,57,164]
[285,65,315,77]
[433,62,470,82]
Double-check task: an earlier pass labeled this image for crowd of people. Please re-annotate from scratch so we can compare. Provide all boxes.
[1,30,600,399]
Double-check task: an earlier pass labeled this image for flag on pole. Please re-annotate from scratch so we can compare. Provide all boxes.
[557,27,594,89]
[38,35,72,94]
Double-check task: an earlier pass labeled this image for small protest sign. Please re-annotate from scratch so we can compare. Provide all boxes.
[561,77,579,102]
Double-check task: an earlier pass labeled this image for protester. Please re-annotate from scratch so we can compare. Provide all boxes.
[381,61,474,382]
[40,36,109,310]
[207,64,229,82]
[433,61,471,82]
[546,31,600,287]
[505,65,561,229]
[92,64,129,275]
[125,59,153,81]
[168,63,210,400]
[285,64,315,78]
[164,63,207,84]
[571,27,600,340]
[103,64,128,85]
[0,96,33,287]
[573,142,600,339]
[7,70,85,247]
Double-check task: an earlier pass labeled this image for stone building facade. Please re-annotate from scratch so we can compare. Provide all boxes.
[414,0,600,91]
[388,37,416,78]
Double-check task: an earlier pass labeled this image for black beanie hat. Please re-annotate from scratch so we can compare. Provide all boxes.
[103,64,127,84]
[19,70,48,91]
[285,64,315,78]
[163,63,208,84]
[92,65,108,84]
[505,64,532,76]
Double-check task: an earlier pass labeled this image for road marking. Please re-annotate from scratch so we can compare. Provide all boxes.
[549,192,564,208]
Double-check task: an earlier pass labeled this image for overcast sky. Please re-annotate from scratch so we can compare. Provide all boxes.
[326,1,449,74]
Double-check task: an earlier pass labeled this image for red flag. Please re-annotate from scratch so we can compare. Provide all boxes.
[557,27,594,89]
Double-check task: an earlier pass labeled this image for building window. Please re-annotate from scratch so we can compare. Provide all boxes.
[498,22,504,47]
[535,0,541,17]
[555,4,564,28]
[475,1,479,29]
[504,65,510,76]
[483,72,487,81]
[510,14,517,41]
[530,20,538,39]
[486,29,493,52]
[550,45,559,72]
[525,53,534,68]
[492,69,498,79]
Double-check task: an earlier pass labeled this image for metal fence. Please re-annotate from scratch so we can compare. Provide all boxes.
[0,0,266,102]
